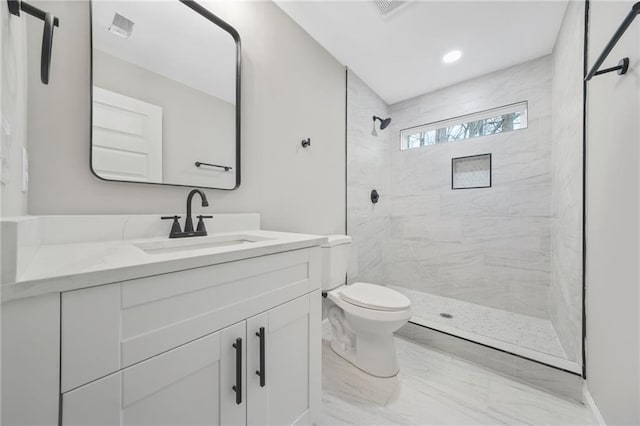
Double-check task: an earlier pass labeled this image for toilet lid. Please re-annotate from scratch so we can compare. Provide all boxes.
[339,282,411,311]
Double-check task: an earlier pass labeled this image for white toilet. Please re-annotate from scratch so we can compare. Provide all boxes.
[322,235,412,377]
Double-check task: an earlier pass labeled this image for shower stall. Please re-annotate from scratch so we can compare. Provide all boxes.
[346,1,585,375]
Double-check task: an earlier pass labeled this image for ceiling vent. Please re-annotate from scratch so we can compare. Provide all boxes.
[373,0,408,16]
[108,13,135,39]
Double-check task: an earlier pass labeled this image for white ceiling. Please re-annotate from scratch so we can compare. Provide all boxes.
[275,1,569,104]
[92,1,237,104]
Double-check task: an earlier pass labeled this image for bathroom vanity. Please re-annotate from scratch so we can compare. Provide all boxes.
[1,214,324,426]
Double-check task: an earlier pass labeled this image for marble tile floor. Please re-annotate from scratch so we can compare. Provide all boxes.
[390,287,567,360]
[319,334,597,425]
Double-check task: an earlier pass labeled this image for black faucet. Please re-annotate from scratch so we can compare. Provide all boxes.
[185,189,209,232]
[161,189,212,238]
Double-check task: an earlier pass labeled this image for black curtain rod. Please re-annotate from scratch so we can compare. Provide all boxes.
[585,2,640,81]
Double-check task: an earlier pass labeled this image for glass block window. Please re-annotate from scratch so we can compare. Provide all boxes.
[400,102,527,151]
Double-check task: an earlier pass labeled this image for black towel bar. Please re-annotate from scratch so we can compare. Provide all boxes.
[7,0,60,84]
[194,162,232,171]
[8,0,59,26]
[585,2,640,81]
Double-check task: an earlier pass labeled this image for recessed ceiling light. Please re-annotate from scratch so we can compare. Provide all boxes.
[442,50,462,64]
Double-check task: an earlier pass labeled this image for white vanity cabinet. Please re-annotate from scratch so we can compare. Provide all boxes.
[246,294,320,426]
[62,293,319,426]
[0,246,323,426]
[63,321,245,426]
[0,215,327,426]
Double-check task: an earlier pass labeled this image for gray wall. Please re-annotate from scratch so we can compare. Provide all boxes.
[1,5,28,217]
[550,0,585,366]
[387,57,553,319]
[586,0,640,423]
[346,71,389,284]
[25,1,345,236]
[93,49,236,189]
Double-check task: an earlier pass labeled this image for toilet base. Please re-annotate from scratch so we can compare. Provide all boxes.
[329,326,399,378]
[325,289,411,378]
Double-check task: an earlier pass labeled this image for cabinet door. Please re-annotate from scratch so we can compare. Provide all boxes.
[62,321,247,426]
[247,293,320,426]
[219,321,247,426]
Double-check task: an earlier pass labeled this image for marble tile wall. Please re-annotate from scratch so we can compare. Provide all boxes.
[346,71,390,284]
[549,1,584,364]
[387,57,554,319]
[346,31,583,365]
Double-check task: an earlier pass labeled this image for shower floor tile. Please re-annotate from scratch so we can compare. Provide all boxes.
[390,287,574,366]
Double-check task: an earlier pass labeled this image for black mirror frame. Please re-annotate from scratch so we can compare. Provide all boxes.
[89,0,241,190]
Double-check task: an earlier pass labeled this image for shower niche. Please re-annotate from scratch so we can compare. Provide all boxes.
[451,153,491,190]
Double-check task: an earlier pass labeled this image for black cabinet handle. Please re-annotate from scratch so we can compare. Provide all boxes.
[232,338,242,405]
[255,327,265,387]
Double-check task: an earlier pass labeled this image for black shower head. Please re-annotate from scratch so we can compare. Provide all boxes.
[373,115,392,130]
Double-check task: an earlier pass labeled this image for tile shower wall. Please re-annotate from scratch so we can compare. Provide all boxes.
[550,1,584,363]
[346,71,390,284]
[387,57,553,319]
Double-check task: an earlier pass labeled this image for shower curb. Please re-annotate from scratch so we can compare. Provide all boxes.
[396,322,585,404]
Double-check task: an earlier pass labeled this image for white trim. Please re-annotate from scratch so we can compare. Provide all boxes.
[583,385,608,426]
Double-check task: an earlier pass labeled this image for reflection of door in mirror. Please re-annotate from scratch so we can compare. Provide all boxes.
[92,87,163,183]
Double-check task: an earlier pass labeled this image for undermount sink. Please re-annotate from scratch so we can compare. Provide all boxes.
[134,234,274,255]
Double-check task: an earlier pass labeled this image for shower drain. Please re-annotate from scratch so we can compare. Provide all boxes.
[439,313,453,319]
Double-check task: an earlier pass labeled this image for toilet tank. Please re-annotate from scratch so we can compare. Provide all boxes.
[321,235,352,291]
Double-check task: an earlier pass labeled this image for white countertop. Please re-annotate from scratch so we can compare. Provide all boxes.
[1,215,328,302]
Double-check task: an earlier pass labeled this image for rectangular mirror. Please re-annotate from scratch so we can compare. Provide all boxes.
[90,0,240,190]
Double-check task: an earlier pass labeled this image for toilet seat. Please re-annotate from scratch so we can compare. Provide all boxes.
[339,282,411,311]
